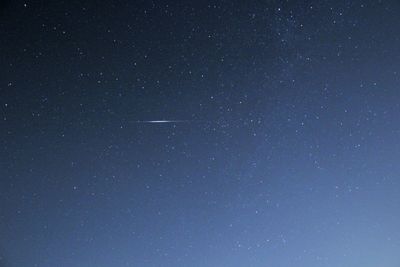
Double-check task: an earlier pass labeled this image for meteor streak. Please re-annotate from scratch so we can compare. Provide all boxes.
[133,120,188,123]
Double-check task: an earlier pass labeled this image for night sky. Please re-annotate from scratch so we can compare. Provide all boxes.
[1,1,400,266]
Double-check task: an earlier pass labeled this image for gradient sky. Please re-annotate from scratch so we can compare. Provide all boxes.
[1,1,400,266]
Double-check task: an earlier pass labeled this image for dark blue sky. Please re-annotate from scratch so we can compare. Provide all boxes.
[1,1,400,266]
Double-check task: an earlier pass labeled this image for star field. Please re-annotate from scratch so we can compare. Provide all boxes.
[1,1,400,266]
